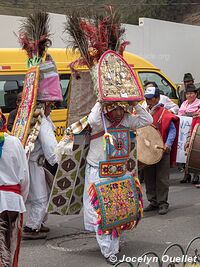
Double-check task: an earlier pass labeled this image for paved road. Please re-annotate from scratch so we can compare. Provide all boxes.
[19,169,200,267]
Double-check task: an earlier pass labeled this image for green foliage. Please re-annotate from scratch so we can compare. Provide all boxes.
[0,0,197,25]
[122,0,194,24]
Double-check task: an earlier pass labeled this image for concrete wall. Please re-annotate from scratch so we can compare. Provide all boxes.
[0,13,67,48]
[1,14,200,83]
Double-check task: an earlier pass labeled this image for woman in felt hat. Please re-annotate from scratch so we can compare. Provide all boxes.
[184,107,200,187]
[178,85,200,183]
[178,84,200,117]
[178,73,195,106]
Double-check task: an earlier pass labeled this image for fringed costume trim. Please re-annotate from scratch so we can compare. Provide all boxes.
[88,175,143,238]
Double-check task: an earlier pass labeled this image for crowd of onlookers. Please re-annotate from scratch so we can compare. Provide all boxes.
[140,72,200,187]
[176,73,200,184]
[137,72,200,217]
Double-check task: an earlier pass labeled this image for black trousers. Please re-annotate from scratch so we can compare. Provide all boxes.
[143,153,170,207]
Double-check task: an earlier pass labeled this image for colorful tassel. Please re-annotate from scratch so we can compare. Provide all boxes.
[88,175,143,238]
[0,132,5,159]
[103,133,114,151]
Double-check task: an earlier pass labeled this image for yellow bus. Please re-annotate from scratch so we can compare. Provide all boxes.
[0,48,178,141]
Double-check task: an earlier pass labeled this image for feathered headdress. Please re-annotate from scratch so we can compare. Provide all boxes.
[64,6,143,102]
[18,12,52,67]
[14,11,62,154]
[64,6,129,72]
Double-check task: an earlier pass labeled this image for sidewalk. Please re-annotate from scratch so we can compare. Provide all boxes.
[20,169,200,267]
[46,167,183,240]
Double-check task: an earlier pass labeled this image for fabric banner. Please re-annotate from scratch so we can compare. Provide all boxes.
[176,116,192,163]
[37,61,63,102]
[48,132,90,215]
[12,67,39,146]
[68,72,97,125]
[89,175,140,233]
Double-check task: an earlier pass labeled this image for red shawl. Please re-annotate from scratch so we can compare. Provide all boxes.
[152,106,179,166]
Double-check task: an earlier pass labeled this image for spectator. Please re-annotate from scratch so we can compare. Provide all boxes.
[178,84,200,117]
[178,73,195,106]
[178,85,200,184]
[142,81,179,114]
[140,81,179,184]
[184,109,200,187]
[143,86,179,215]
[7,92,22,132]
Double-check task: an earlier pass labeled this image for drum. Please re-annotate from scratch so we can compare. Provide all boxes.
[136,125,164,167]
[186,123,200,173]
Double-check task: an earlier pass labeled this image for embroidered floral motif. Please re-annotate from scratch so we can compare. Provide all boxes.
[88,175,143,237]
[99,160,127,178]
[107,128,130,160]
[12,67,39,146]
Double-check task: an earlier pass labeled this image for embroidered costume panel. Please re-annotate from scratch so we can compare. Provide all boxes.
[48,133,90,215]
[12,67,39,146]
[89,175,140,232]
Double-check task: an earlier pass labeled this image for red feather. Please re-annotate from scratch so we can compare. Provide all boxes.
[66,7,129,70]
[118,41,130,56]
[80,21,97,46]
[18,32,33,58]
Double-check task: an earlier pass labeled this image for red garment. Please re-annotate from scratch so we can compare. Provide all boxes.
[0,113,8,132]
[191,117,200,133]
[0,184,21,195]
[152,106,179,166]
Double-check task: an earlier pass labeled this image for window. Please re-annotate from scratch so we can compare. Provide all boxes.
[138,72,177,99]
[56,74,71,109]
[0,74,71,113]
[0,75,24,113]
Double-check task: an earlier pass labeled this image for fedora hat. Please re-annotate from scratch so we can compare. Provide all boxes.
[183,73,194,82]
[185,84,197,93]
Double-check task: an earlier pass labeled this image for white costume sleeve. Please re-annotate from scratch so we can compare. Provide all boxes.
[160,95,179,114]
[17,139,30,202]
[87,102,102,129]
[142,96,179,114]
[39,117,58,166]
[126,104,153,129]
[141,101,147,110]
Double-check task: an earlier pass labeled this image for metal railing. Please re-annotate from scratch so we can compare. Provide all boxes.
[114,236,200,267]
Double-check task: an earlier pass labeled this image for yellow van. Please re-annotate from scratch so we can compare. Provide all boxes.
[0,48,178,141]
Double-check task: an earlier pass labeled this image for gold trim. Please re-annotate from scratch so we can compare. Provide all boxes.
[12,66,39,147]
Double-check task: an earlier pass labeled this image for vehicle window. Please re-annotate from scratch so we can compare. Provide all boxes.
[138,72,177,99]
[0,75,24,113]
[0,74,71,113]
[56,74,71,109]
